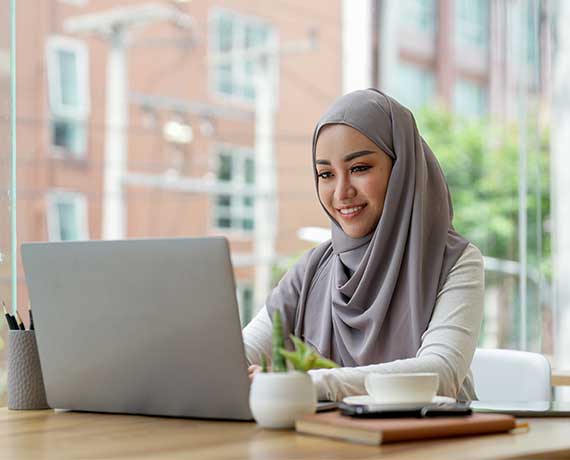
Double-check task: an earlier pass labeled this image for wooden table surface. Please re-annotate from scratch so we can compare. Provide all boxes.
[552,370,570,386]
[1,408,570,460]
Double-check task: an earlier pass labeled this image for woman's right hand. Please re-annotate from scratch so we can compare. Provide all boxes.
[248,365,262,382]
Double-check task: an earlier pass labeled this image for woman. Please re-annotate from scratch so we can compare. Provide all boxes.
[243,88,484,402]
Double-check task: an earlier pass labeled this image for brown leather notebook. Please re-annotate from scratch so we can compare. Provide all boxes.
[296,411,518,445]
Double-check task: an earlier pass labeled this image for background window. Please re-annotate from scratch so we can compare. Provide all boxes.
[46,191,88,241]
[395,63,435,109]
[455,0,489,50]
[46,37,89,157]
[213,146,255,232]
[453,80,488,118]
[400,0,436,33]
[526,2,539,67]
[236,283,254,326]
[210,9,273,102]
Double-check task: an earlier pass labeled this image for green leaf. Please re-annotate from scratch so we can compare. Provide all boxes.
[279,349,301,370]
[271,311,287,372]
[279,333,340,371]
[313,357,340,369]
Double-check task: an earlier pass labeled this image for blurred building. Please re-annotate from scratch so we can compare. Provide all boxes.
[6,0,551,331]
[344,0,550,120]
[10,0,342,324]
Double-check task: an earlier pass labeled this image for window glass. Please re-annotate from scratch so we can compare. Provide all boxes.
[46,37,89,157]
[453,80,488,118]
[395,63,435,109]
[401,0,436,33]
[52,118,85,153]
[244,157,255,185]
[0,0,11,407]
[47,192,88,242]
[455,0,489,49]
[58,49,79,107]
[237,284,254,326]
[211,10,273,102]
[213,147,255,233]
[57,202,79,241]
[217,154,233,181]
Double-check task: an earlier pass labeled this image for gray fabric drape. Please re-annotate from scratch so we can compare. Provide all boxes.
[266,89,469,366]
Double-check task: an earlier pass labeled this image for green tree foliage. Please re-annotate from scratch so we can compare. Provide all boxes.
[271,310,288,372]
[416,108,551,277]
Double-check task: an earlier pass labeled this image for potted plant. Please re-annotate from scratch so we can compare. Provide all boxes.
[249,310,338,429]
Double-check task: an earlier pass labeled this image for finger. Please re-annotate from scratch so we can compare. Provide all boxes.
[248,366,262,381]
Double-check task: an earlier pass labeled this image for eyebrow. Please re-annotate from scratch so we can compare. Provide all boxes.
[315,150,375,165]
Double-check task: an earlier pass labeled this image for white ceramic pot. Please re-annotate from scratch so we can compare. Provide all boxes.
[249,371,316,429]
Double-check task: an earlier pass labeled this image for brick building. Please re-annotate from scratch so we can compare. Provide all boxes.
[8,0,343,323]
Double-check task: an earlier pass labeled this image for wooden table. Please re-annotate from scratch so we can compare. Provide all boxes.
[552,370,570,386]
[1,408,570,459]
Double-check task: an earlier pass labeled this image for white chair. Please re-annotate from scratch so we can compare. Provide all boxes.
[471,348,552,401]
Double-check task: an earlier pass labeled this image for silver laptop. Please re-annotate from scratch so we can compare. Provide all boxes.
[470,401,570,417]
[21,237,253,420]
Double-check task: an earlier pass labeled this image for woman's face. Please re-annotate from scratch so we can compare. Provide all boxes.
[315,124,393,238]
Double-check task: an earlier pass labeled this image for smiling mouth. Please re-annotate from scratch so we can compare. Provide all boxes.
[337,204,367,219]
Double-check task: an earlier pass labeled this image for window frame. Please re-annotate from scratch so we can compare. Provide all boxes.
[208,7,275,107]
[211,143,256,237]
[45,35,90,157]
[46,190,89,242]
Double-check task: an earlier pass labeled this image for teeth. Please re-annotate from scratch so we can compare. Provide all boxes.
[339,206,363,215]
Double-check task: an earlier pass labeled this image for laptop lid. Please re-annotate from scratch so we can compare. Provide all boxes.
[21,237,252,420]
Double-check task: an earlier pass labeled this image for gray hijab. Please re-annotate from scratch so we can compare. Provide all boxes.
[266,88,469,366]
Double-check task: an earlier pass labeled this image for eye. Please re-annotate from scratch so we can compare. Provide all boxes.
[317,171,333,180]
[350,165,371,174]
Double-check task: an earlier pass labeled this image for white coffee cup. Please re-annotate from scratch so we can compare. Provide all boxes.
[364,373,439,404]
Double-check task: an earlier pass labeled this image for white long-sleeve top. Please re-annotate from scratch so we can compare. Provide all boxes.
[243,243,484,402]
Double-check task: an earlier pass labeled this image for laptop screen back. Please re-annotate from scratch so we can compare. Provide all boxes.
[22,237,252,420]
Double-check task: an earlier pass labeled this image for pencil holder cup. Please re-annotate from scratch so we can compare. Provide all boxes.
[7,330,49,410]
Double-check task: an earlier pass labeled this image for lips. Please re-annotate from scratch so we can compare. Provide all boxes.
[336,203,367,219]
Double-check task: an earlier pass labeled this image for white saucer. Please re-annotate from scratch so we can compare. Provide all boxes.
[342,395,455,406]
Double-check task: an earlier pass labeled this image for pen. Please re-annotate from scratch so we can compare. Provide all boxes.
[15,311,26,331]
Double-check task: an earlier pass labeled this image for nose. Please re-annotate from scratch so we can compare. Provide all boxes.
[334,174,357,202]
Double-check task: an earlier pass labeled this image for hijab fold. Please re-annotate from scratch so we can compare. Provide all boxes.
[266,89,469,366]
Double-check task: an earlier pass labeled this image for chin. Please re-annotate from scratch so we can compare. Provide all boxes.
[343,227,371,239]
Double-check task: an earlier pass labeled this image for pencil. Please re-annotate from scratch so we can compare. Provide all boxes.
[15,311,26,331]
[28,306,34,331]
[2,301,12,330]
[2,301,17,330]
